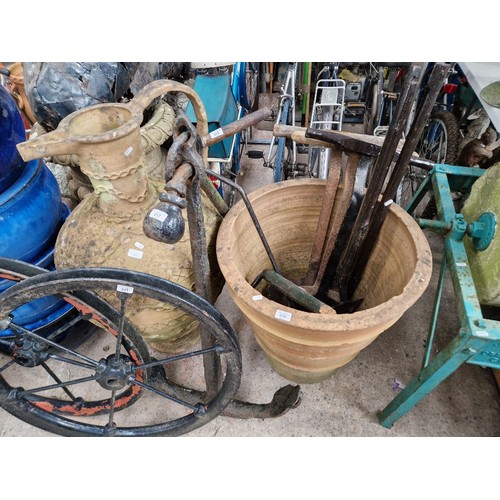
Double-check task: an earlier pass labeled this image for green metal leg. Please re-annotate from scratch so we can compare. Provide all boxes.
[378,164,497,429]
[378,332,471,428]
[421,253,447,370]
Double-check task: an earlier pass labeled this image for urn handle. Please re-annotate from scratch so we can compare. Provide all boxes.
[130,79,209,160]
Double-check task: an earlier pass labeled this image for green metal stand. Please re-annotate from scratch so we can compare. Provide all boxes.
[378,164,500,428]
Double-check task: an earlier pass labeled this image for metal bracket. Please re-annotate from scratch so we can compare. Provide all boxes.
[378,164,500,429]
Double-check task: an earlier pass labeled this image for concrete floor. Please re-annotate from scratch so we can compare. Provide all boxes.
[1,111,499,440]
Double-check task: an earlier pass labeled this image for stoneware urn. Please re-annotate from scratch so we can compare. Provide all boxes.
[216,179,433,383]
[17,80,224,353]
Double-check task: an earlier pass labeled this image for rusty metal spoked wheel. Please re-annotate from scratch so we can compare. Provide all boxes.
[0,265,242,436]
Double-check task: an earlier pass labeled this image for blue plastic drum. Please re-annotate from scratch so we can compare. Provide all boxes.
[0,85,27,192]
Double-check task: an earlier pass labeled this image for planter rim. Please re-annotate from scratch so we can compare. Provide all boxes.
[216,179,433,332]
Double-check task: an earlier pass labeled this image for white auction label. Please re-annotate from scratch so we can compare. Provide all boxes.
[117,285,134,294]
[252,295,263,301]
[134,241,145,250]
[149,209,168,222]
[456,262,467,267]
[275,310,292,321]
[384,199,393,206]
[475,330,489,337]
[127,248,143,259]
[124,146,134,157]
[209,128,224,139]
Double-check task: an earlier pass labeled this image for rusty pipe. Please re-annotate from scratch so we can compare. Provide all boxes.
[202,107,272,147]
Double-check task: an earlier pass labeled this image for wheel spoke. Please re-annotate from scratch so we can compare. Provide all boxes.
[114,294,129,362]
[0,358,16,373]
[107,389,118,429]
[41,362,78,401]
[131,378,205,414]
[133,344,225,372]
[45,312,89,341]
[17,374,97,396]
[47,353,96,370]
[8,322,99,368]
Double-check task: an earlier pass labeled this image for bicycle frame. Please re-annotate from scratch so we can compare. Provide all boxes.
[308,63,345,179]
[266,63,298,177]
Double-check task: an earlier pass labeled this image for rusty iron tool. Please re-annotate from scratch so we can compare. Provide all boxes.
[305,129,382,158]
[274,123,389,146]
[299,147,342,287]
[379,63,449,205]
[304,127,434,171]
[323,64,423,304]
[300,151,361,298]
[347,62,450,298]
[281,124,435,176]
[146,110,302,418]
[149,371,301,419]
[315,151,373,305]
[206,168,281,274]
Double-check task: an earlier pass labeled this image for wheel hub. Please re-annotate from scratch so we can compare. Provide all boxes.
[95,354,135,390]
[13,338,49,367]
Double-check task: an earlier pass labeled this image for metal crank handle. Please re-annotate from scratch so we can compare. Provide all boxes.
[207,169,281,274]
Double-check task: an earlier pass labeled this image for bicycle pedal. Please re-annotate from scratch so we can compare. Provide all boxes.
[247,150,264,159]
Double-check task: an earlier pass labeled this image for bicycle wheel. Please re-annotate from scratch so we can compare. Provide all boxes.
[417,110,460,164]
[404,110,461,218]
[396,164,431,212]
[239,62,259,112]
[0,267,242,437]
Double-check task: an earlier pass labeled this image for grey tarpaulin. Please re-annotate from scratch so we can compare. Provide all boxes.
[23,62,189,131]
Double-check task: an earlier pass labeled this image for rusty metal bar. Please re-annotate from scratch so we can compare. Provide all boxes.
[334,64,423,301]
[301,147,342,286]
[254,270,336,314]
[348,63,449,297]
[206,168,281,274]
[202,107,272,147]
[316,153,372,303]
[311,151,361,295]
[280,124,434,171]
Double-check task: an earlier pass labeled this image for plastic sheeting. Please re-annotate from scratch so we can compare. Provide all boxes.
[23,62,189,131]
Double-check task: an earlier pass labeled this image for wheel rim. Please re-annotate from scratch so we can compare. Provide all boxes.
[419,118,448,163]
[397,166,429,210]
[240,62,258,111]
[0,267,242,436]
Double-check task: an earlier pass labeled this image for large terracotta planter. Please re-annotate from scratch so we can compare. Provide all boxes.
[216,179,433,383]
